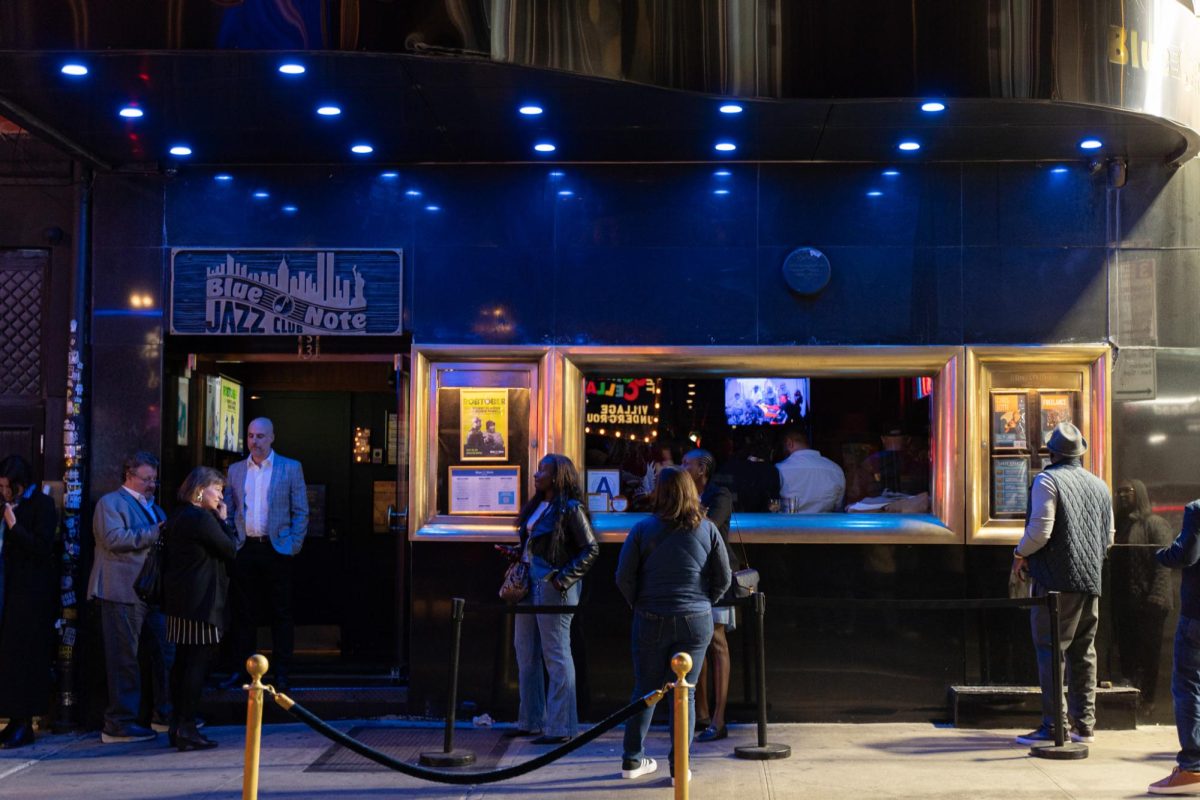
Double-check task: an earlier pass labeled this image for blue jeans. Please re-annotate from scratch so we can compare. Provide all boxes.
[1173,615,1200,770]
[100,599,174,728]
[512,574,581,738]
[623,608,713,764]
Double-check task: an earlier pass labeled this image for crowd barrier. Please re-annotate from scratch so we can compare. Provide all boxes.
[237,589,1082,800]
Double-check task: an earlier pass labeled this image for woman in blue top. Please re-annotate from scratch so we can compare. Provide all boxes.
[505,454,599,744]
[615,466,731,782]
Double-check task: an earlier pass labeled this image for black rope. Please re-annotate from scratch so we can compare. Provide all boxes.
[274,687,663,785]
[765,596,1046,611]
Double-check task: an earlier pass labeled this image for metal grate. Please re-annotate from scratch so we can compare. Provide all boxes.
[306,726,513,773]
[0,253,43,398]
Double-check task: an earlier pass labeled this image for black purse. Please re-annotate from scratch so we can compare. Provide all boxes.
[134,536,165,604]
[729,516,760,598]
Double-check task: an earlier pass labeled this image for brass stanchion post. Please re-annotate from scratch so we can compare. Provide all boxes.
[671,652,693,800]
[243,654,269,800]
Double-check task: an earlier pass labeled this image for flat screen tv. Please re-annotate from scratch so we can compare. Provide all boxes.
[724,378,809,425]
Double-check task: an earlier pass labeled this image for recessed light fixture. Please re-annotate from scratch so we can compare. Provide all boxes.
[278,63,305,75]
[1051,166,1069,174]
[719,103,744,114]
[405,190,422,197]
[118,106,144,119]
[380,171,398,178]
[558,190,574,197]
[534,142,556,153]
[351,144,374,154]
[1079,138,1103,150]
[898,141,921,151]
[282,205,298,213]
[714,170,732,177]
[867,190,884,197]
[519,105,544,116]
[714,142,737,152]
[883,169,900,176]
[253,191,270,199]
[168,145,192,156]
[713,189,730,195]
[61,63,88,76]
[316,105,341,116]
[424,205,441,212]
[920,101,946,112]
[549,171,565,177]
[214,174,233,182]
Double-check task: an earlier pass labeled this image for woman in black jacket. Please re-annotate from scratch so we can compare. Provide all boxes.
[503,454,599,744]
[163,466,237,751]
[0,455,58,749]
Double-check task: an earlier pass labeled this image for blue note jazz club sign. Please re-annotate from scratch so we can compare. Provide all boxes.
[170,249,403,335]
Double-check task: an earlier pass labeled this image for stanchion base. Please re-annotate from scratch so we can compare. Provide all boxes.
[418,749,476,767]
[1029,742,1089,760]
[734,743,792,760]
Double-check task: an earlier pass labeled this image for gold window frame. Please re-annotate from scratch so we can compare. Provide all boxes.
[555,345,964,544]
[408,345,550,540]
[966,345,1111,545]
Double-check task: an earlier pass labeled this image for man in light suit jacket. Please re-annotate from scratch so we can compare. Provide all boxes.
[225,418,308,690]
[88,451,174,743]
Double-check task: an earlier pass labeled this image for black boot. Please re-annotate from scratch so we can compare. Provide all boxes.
[0,719,35,749]
[174,723,217,752]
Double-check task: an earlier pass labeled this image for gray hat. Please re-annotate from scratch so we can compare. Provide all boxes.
[1046,422,1087,456]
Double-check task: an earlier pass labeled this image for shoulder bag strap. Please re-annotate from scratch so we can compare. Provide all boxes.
[730,512,751,570]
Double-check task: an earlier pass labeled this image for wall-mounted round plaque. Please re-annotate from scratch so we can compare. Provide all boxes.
[782,247,831,295]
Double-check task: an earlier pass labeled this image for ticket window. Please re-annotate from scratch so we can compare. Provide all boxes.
[967,347,1111,543]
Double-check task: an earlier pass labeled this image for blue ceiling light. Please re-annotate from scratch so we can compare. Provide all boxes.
[351,143,374,154]
[214,174,233,182]
[118,106,144,119]
[714,141,737,152]
[549,171,565,178]
[897,141,921,151]
[920,101,946,113]
[713,189,730,195]
[168,145,192,156]
[253,191,270,199]
[60,63,88,76]
[424,205,441,212]
[278,63,305,75]
[713,170,732,177]
[882,169,900,176]
[867,190,884,197]
[282,205,298,213]
[534,142,556,153]
[557,190,574,197]
[380,171,399,179]
[719,103,744,114]
[1051,166,1069,174]
[405,189,422,197]
[519,105,544,116]
[1079,138,1103,150]
[316,105,341,116]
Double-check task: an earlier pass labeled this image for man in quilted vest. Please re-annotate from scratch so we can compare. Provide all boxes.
[1011,422,1114,746]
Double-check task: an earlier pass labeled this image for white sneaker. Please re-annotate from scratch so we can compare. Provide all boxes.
[621,756,657,779]
[671,769,693,786]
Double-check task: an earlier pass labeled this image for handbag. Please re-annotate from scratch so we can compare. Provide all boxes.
[134,536,165,604]
[499,559,530,603]
[729,515,760,598]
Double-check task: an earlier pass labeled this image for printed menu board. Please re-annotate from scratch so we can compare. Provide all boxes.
[992,456,1030,516]
[1040,393,1074,448]
[449,466,521,514]
[991,393,1028,449]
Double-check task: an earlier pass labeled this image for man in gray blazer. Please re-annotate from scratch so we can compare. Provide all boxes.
[88,451,174,743]
[225,418,308,690]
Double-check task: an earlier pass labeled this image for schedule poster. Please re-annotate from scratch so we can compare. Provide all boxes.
[1040,393,1074,447]
[991,393,1028,449]
[449,467,520,514]
[460,388,509,461]
[992,456,1030,515]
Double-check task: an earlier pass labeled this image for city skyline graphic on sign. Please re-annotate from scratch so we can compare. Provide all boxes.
[172,248,402,336]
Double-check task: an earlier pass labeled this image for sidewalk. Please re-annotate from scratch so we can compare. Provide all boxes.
[0,720,1182,799]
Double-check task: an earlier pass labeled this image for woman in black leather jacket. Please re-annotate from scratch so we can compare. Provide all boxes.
[506,454,599,744]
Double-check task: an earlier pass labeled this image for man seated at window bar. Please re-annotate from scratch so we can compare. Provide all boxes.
[583,376,932,514]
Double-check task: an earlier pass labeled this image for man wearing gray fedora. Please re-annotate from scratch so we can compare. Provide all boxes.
[1011,422,1114,746]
